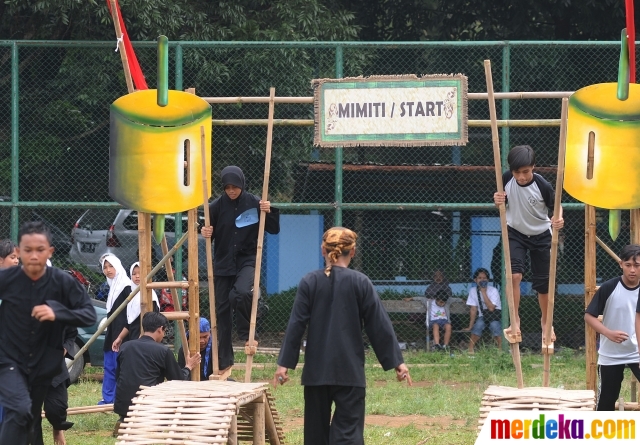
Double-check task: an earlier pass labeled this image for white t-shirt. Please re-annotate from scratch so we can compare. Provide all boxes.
[429,302,448,321]
[585,277,640,366]
[466,286,501,316]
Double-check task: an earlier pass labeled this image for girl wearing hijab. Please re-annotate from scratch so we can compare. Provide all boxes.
[127,262,160,340]
[98,254,133,405]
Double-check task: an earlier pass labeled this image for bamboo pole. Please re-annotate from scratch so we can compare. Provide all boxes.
[202,91,573,104]
[244,87,276,383]
[67,232,189,368]
[200,125,219,377]
[542,97,568,387]
[108,0,134,93]
[228,415,238,445]
[585,204,597,391]
[160,236,189,362]
[188,207,200,381]
[595,236,622,262]
[138,212,153,332]
[210,118,563,127]
[484,59,524,389]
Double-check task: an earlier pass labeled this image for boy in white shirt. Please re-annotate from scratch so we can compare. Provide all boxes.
[585,244,640,411]
[463,268,502,354]
[429,290,452,352]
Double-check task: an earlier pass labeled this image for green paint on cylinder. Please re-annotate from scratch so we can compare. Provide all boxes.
[157,35,169,107]
[154,214,165,244]
[609,209,621,241]
[618,29,630,101]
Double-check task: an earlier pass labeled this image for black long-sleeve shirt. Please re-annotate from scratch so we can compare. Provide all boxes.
[104,287,132,352]
[51,326,78,388]
[114,335,190,417]
[178,345,213,381]
[277,266,404,387]
[0,266,96,382]
[208,191,280,276]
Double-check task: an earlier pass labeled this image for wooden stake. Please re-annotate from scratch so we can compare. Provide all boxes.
[187,207,200,381]
[138,212,153,334]
[252,395,266,445]
[160,236,189,362]
[244,87,276,383]
[200,124,220,377]
[542,97,568,386]
[108,0,134,93]
[585,204,597,391]
[484,59,524,389]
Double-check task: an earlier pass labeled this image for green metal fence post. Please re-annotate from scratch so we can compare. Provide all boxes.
[500,42,511,351]
[174,43,184,350]
[334,45,344,226]
[10,42,19,243]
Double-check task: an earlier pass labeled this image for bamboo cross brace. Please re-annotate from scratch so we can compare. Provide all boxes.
[160,236,189,362]
[200,125,219,376]
[543,97,569,387]
[67,232,189,368]
[245,87,276,383]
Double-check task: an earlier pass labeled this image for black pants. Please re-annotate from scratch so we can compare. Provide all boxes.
[508,226,551,294]
[0,364,50,445]
[31,382,73,445]
[304,385,366,445]
[214,266,254,370]
[597,363,640,410]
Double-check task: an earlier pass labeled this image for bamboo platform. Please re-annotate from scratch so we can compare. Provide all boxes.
[478,385,595,430]
[116,380,285,444]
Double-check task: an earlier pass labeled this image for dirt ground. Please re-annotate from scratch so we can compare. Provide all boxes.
[283,414,467,430]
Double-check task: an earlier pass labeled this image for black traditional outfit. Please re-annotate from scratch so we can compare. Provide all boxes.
[0,266,96,445]
[114,336,191,419]
[32,327,77,445]
[277,266,404,445]
[207,166,280,370]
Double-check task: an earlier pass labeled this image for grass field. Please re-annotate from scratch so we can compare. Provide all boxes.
[39,347,610,445]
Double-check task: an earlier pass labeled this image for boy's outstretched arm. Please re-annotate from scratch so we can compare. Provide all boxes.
[585,313,629,343]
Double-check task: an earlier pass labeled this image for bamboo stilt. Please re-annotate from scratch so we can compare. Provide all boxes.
[200,125,220,378]
[245,87,276,383]
[595,236,621,263]
[585,205,597,392]
[187,207,200,381]
[160,236,189,361]
[542,97,568,386]
[484,59,524,389]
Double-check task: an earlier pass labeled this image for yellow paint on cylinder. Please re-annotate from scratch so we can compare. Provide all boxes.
[565,83,640,209]
[109,89,212,214]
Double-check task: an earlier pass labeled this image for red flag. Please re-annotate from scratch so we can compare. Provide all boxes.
[626,0,636,83]
[106,0,148,90]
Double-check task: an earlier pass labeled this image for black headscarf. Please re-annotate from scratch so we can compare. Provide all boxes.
[221,166,245,190]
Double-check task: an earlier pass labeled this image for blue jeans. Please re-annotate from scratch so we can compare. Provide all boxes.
[101,351,118,404]
[471,317,502,337]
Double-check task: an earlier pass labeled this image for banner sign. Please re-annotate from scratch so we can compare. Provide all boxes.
[312,74,468,147]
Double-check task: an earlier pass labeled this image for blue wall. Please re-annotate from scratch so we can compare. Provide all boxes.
[265,214,324,294]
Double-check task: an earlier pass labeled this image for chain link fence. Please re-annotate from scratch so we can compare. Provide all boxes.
[0,41,628,354]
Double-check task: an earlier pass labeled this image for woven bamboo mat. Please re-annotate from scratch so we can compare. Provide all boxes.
[116,380,280,444]
[478,385,595,430]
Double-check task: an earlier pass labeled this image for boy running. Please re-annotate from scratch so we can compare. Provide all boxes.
[0,221,96,444]
[585,245,640,411]
[493,145,563,343]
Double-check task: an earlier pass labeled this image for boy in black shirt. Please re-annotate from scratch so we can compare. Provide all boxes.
[201,166,280,372]
[0,221,96,444]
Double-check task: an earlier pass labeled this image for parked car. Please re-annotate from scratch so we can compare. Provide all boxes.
[67,298,107,383]
[69,209,208,277]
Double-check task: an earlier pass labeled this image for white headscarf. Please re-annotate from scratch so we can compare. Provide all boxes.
[100,254,133,313]
[128,262,160,325]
